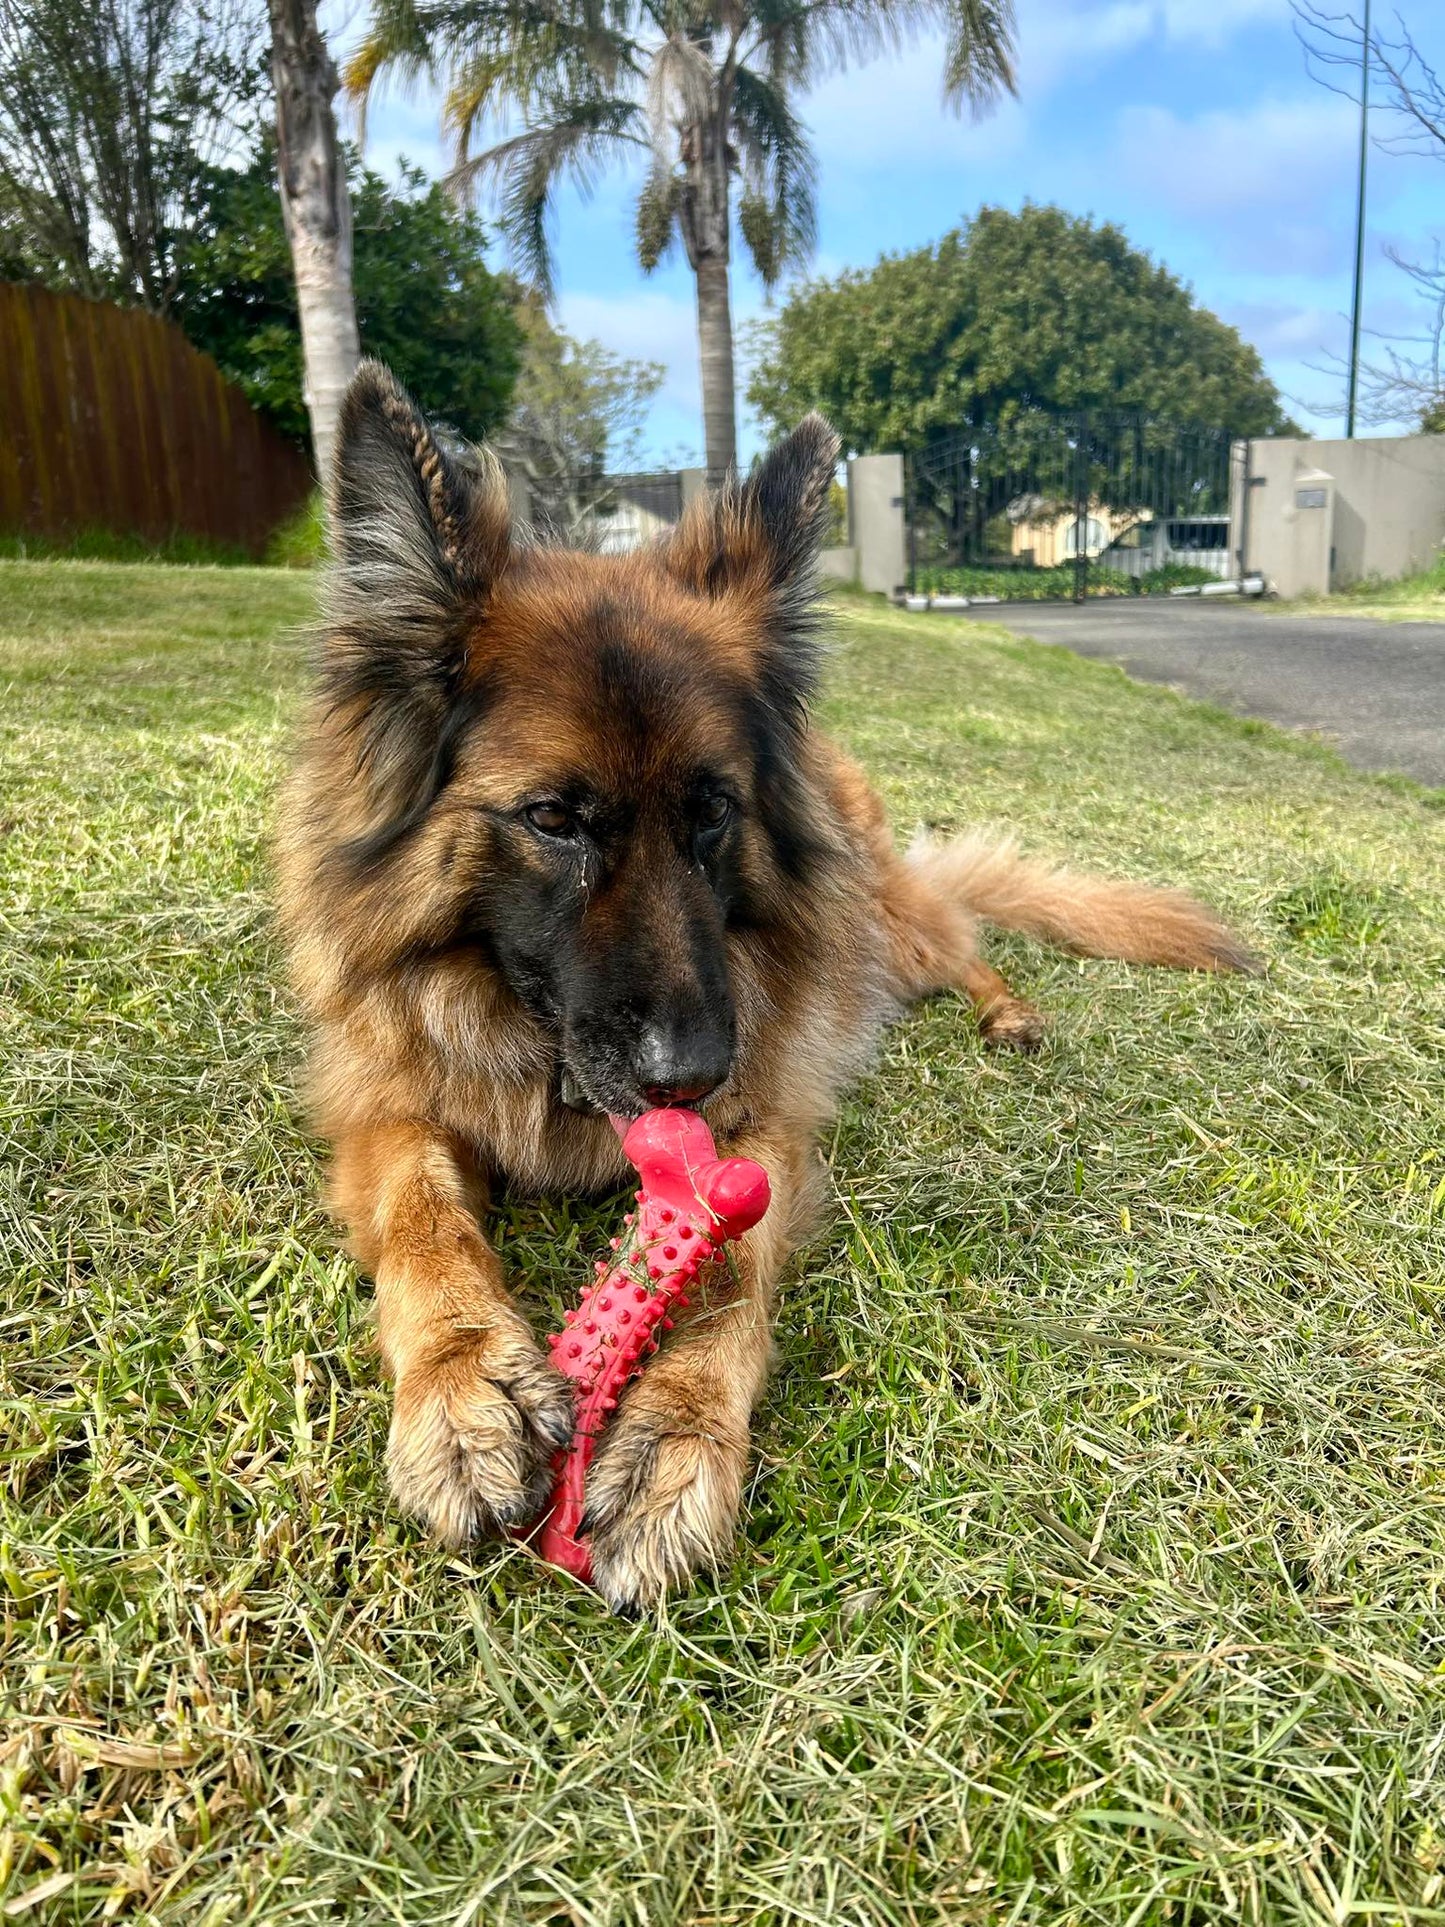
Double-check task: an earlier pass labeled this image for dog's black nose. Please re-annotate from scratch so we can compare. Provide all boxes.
[634,1024,730,1108]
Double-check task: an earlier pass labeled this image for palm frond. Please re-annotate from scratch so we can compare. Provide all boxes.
[446,93,645,295]
[746,0,1014,111]
[939,0,1015,110]
[346,0,1016,316]
[646,33,715,164]
[354,0,644,122]
[345,0,436,110]
[635,159,683,270]
[730,66,815,287]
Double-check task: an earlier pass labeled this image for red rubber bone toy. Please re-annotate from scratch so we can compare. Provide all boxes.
[534,1108,771,1584]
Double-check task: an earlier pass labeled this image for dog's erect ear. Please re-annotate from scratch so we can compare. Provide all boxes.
[661,413,841,717]
[321,362,511,862]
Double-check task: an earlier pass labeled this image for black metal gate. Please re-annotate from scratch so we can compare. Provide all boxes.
[906,412,1236,602]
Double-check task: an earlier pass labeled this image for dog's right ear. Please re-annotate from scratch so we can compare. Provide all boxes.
[660,414,840,726]
[321,362,511,860]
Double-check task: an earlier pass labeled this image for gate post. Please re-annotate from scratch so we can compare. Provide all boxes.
[847,452,907,596]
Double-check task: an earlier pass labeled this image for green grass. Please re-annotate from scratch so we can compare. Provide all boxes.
[0,496,329,571]
[3,560,1445,1925]
[0,530,262,569]
[1283,555,1445,623]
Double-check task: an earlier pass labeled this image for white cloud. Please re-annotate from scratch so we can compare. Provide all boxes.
[1157,0,1290,47]
[558,287,696,381]
[1015,0,1154,90]
[1223,299,1345,358]
[1102,93,1364,275]
[795,0,1296,188]
[1015,0,1289,90]
[799,37,1030,171]
[1113,95,1357,216]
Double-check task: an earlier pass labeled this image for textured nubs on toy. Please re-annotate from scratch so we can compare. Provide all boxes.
[533,1109,771,1585]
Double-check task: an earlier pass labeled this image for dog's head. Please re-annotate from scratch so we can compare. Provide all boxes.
[315,362,840,1117]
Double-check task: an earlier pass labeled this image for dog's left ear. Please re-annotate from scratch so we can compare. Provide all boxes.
[662,414,841,717]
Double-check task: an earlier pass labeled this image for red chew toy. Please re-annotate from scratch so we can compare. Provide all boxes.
[534,1109,771,1584]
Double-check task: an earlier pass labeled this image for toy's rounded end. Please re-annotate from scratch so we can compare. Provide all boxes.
[698,1157,771,1241]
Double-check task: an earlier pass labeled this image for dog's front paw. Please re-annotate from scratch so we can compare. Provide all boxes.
[387,1325,573,1547]
[584,1393,749,1613]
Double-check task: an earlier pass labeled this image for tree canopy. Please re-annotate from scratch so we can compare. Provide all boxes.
[172,140,520,445]
[747,205,1295,450]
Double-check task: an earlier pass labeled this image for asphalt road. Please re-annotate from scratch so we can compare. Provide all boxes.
[953,598,1445,788]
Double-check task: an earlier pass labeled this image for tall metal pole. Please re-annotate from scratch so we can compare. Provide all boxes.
[1072,420,1089,605]
[1346,0,1371,438]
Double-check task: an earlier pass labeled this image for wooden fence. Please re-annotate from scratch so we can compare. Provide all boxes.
[0,282,314,555]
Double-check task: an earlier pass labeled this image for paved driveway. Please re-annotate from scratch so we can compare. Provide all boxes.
[953,599,1445,788]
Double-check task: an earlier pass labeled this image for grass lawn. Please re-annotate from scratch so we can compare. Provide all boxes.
[1279,557,1445,624]
[3,559,1445,1925]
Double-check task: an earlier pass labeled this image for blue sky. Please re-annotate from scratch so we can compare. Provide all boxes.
[333,0,1445,464]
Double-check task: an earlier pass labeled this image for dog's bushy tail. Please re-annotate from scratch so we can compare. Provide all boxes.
[904,831,1259,973]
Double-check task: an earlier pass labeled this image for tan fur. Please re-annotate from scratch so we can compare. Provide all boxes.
[901,830,1257,973]
[329,1118,574,1544]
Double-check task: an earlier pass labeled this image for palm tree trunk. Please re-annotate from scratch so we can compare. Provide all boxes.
[678,110,737,486]
[695,253,736,488]
[267,0,360,482]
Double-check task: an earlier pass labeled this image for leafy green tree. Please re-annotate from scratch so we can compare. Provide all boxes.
[747,204,1295,451]
[347,0,1016,483]
[172,139,521,445]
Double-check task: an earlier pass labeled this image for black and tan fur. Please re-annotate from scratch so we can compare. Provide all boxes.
[277,363,1254,1611]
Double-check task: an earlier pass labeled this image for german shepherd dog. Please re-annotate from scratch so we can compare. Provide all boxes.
[278,364,1254,1612]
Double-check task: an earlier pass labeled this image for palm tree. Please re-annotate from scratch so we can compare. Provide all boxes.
[347,0,1016,482]
[268,0,361,477]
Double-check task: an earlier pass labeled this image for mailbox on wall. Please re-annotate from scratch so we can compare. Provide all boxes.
[1282,467,1336,597]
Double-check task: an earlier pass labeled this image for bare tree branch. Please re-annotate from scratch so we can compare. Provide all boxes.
[0,0,261,310]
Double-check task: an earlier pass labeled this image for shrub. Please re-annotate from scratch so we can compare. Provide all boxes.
[915,564,1132,600]
[265,493,328,569]
[913,561,1220,599]
[1137,563,1218,591]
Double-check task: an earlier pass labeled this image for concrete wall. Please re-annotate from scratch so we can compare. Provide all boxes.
[819,545,858,583]
[847,452,906,596]
[1241,434,1445,596]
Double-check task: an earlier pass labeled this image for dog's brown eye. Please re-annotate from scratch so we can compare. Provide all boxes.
[699,794,733,831]
[525,802,577,839]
